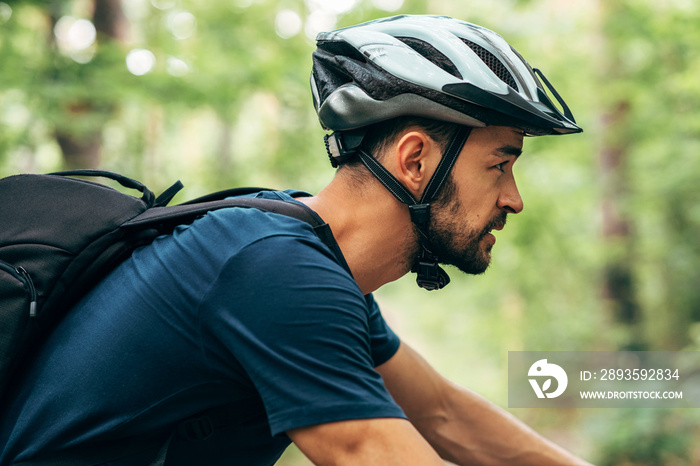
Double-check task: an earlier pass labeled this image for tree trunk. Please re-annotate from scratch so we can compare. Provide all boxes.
[597,2,644,350]
[53,0,127,169]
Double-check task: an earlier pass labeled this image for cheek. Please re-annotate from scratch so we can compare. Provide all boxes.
[450,162,500,219]
[460,185,499,221]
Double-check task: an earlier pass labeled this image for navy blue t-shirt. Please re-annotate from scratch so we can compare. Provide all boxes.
[0,190,404,465]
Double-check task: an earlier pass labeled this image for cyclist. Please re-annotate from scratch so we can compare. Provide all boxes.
[0,15,591,465]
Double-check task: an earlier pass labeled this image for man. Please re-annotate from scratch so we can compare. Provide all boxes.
[0,15,591,466]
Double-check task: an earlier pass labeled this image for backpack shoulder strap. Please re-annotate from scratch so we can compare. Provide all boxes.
[123,196,353,276]
[123,196,321,230]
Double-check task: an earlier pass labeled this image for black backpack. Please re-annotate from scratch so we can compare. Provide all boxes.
[0,170,340,463]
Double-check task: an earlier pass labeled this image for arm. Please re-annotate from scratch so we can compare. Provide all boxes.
[377,342,594,466]
[287,417,444,466]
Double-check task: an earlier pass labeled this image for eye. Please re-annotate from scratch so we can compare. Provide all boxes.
[494,161,507,173]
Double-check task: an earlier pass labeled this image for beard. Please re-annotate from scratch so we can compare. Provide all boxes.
[423,177,507,275]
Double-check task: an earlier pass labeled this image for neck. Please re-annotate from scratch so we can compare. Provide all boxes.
[298,172,418,295]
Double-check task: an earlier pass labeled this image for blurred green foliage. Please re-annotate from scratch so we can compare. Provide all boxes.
[1,0,699,464]
[593,409,696,466]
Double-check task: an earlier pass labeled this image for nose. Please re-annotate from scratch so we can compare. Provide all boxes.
[498,177,524,214]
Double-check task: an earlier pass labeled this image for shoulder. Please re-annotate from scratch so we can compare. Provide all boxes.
[118,190,350,320]
[188,190,364,312]
[202,230,363,318]
[162,190,330,270]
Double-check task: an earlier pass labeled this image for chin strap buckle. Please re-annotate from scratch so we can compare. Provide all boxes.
[409,205,450,290]
[412,250,450,291]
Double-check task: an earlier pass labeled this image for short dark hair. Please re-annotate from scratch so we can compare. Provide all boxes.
[337,117,465,186]
[363,116,465,160]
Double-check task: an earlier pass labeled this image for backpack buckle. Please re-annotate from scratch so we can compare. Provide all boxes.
[177,416,214,441]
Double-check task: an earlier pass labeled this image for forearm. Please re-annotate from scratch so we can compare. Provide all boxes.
[378,343,593,466]
[414,381,593,466]
[288,418,444,466]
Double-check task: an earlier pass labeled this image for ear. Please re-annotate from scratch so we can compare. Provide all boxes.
[393,131,439,198]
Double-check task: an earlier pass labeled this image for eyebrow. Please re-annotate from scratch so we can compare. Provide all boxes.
[494,145,523,158]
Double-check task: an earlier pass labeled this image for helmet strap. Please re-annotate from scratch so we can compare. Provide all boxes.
[533,68,577,123]
[356,126,472,290]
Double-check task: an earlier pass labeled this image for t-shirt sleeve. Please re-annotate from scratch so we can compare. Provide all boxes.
[199,230,405,436]
[365,294,401,367]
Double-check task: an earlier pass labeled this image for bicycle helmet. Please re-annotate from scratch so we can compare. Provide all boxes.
[310,15,582,290]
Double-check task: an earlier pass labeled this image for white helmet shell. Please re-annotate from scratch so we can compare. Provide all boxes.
[311,15,582,136]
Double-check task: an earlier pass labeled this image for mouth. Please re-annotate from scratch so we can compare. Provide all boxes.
[479,214,508,248]
[486,212,508,234]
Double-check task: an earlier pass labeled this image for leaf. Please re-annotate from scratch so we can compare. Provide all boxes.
[542,379,552,392]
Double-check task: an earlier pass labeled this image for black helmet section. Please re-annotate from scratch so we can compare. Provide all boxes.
[311,15,582,136]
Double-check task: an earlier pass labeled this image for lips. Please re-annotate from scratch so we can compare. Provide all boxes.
[485,212,508,235]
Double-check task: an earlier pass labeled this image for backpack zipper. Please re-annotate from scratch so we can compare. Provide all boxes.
[0,261,38,317]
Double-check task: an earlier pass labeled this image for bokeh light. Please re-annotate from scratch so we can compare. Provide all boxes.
[372,0,404,12]
[166,56,190,76]
[54,17,96,50]
[275,10,302,39]
[166,10,196,40]
[0,2,12,24]
[126,48,156,75]
[53,16,97,63]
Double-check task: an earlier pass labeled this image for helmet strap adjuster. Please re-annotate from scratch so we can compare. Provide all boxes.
[408,203,430,227]
[324,130,366,168]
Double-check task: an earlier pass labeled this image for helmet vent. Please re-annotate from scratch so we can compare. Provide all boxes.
[461,39,518,91]
[397,37,462,80]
